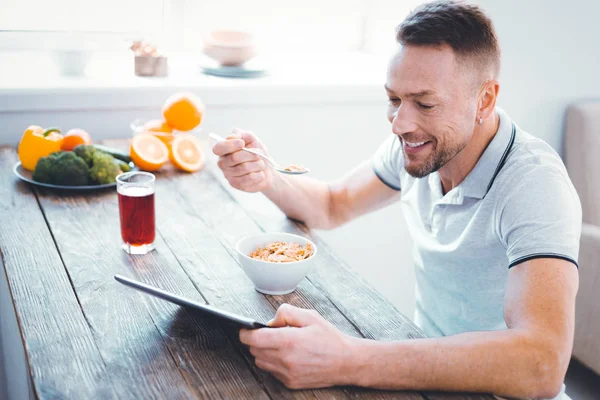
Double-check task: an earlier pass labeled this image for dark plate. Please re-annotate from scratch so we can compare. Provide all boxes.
[13,161,136,190]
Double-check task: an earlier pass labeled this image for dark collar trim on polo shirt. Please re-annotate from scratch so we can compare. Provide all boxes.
[508,253,579,269]
[484,121,516,198]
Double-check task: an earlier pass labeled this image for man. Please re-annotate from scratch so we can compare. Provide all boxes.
[212,1,581,398]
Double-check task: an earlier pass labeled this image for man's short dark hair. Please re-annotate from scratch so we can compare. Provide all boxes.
[396,1,500,78]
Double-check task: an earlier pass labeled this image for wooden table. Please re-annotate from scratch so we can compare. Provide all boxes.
[0,142,493,400]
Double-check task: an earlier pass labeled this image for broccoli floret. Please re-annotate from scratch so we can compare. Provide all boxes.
[49,151,66,158]
[73,144,96,167]
[32,152,69,184]
[32,156,56,183]
[90,152,122,184]
[51,152,90,186]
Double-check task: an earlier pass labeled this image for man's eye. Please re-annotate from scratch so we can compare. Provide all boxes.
[388,98,401,105]
[418,103,434,109]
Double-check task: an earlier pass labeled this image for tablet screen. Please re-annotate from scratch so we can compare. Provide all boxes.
[115,274,268,330]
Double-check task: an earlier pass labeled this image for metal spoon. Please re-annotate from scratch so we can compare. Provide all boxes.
[209,133,310,175]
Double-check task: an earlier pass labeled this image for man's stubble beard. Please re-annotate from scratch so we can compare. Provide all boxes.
[402,137,468,179]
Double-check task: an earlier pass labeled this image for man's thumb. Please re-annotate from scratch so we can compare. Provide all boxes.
[268,304,320,328]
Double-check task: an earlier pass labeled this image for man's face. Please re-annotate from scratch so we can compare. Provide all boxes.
[386,45,480,178]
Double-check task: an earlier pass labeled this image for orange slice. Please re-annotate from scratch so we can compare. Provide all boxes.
[143,119,174,146]
[151,132,174,147]
[169,134,205,172]
[143,119,173,133]
[130,134,169,171]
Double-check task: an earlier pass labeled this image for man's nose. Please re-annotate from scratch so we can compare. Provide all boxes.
[391,105,418,136]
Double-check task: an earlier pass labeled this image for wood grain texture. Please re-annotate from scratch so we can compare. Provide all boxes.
[33,178,270,399]
[0,147,116,399]
[2,139,492,400]
[102,140,424,399]
[423,395,497,400]
[152,162,357,400]
[206,161,425,341]
[154,155,424,400]
[118,138,490,400]
[204,152,495,400]
[32,186,196,399]
[99,140,398,399]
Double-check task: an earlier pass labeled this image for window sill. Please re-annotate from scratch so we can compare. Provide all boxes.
[0,51,388,113]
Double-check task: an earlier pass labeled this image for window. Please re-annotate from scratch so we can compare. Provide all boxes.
[182,0,365,53]
[0,0,424,54]
[0,0,164,32]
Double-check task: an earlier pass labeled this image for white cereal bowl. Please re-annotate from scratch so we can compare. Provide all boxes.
[51,49,93,77]
[236,232,317,295]
[202,30,257,66]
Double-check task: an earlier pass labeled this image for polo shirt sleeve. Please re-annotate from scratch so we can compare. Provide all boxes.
[372,135,403,191]
[496,164,582,269]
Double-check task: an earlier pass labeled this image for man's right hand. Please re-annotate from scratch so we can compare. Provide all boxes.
[213,129,400,229]
[212,129,274,193]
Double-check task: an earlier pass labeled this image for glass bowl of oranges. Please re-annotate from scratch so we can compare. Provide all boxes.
[130,92,206,173]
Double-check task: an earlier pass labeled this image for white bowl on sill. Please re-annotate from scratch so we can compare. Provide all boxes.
[202,30,257,66]
[51,49,93,77]
[235,232,317,295]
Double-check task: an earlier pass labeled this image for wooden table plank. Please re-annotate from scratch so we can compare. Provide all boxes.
[0,147,116,399]
[33,183,272,399]
[154,168,357,400]
[32,188,198,399]
[114,138,490,399]
[153,166,424,400]
[102,138,425,399]
[148,156,424,400]
[205,160,425,341]
[123,238,272,400]
[2,139,492,400]
[103,141,353,400]
[204,155,496,400]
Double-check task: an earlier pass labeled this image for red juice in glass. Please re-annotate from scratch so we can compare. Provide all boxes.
[117,172,156,254]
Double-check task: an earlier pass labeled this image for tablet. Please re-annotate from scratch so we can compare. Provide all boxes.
[114,274,268,330]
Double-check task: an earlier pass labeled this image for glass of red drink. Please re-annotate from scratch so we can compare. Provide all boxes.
[117,171,156,254]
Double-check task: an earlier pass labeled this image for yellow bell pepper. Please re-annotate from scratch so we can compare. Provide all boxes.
[18,126,64,171]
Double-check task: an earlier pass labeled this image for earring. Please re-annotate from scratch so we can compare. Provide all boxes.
[478,117,483,125]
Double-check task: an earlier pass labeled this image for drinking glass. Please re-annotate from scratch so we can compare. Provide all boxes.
[117,171,156,254]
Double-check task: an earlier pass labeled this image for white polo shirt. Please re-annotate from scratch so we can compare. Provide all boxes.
[373,108,581,338]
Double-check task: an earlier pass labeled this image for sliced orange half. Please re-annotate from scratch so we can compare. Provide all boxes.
[169,134,205,172]
[130,134,169,171]
[143,119,174,145]
[143,119,173,133]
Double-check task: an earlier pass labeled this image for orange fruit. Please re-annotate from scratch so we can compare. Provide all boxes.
[162,92,204,132]
[61,128,92,151]
[143,119,174,145]
[143,119,173,133]
[169,134,205,172]
[130,134,169,171]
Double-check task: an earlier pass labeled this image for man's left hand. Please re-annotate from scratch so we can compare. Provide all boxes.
[239,303,356,389]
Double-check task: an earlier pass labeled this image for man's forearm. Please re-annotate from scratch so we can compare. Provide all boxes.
[260,161,400,230]
[345,330,568,399]
[262,173,338,229]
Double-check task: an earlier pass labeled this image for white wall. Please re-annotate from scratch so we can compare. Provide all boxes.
[474,0,600,153]
[366,0,600,153]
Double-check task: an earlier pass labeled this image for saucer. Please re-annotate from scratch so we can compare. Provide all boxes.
[201,60,267,79]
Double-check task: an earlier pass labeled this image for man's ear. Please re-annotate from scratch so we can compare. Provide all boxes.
[478,80,500,122]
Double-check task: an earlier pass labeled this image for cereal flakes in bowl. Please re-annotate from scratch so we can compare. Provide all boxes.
[236,233,317,295]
